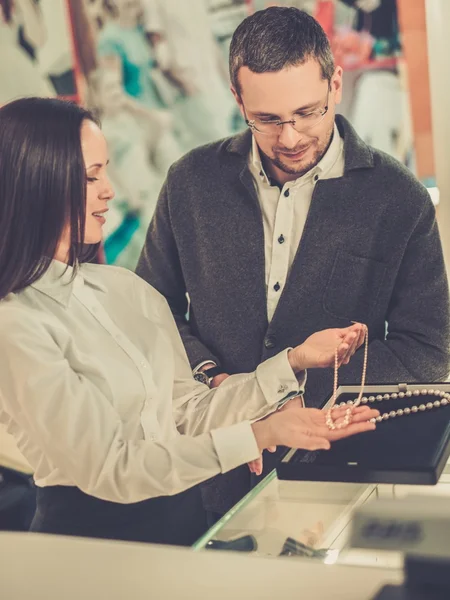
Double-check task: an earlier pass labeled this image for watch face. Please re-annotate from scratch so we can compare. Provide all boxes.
[193,371,209,385]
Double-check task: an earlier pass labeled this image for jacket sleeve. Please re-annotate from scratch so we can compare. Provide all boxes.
[343,195,450,384]
[135,171,221,370]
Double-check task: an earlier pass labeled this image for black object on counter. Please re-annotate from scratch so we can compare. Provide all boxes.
[279,537,328,559]
[205,534,257,552]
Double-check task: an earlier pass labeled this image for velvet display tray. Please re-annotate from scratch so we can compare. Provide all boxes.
[277,384,450,485]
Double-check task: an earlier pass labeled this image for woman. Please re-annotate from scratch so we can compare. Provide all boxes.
[0,97,378,546]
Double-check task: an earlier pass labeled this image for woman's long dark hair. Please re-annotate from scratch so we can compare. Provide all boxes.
[0,97,99,299]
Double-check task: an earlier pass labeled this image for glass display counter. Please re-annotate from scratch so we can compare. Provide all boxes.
[193,461,450,570]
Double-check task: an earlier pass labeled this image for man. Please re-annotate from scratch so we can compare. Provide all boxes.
[136,7,450,519]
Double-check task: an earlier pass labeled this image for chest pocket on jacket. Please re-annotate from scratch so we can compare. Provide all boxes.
[322,251,387,322]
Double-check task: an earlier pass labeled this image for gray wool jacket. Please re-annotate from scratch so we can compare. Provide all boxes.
[136,115,450,512]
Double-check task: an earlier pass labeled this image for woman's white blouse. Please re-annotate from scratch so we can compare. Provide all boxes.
[0,261,304,503]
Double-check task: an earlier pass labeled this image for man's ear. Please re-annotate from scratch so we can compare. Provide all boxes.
[230,86,245,119]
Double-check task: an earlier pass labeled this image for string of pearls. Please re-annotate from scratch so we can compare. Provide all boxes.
[334,389,450,424]
[326,324,368,431]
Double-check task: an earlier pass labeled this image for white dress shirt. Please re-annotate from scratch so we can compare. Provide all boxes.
[249,126,345,321]
[0,261,304,504]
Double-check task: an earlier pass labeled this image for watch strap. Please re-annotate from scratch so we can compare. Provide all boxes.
[203,365,223,379]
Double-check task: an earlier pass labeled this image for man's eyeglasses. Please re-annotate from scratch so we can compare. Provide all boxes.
[244,90,330,136]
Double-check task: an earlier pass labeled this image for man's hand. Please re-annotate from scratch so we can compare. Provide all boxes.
[210,373,230,388]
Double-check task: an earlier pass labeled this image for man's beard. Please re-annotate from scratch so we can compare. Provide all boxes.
[261,123,334,178]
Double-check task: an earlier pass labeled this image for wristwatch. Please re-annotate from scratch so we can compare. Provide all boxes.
[193,365,223,387]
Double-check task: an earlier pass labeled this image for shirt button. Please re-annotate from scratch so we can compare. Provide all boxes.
[273,282,281,292]
[314,174,319,182]
[284,189,290,197]
[264,335,276,349]
[278,234,285,244]
[259,170,264,177]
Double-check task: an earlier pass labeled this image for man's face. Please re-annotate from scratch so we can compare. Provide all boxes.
[233,60,343,182]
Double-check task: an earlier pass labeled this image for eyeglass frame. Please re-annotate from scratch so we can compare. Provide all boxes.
[242,86,331,136]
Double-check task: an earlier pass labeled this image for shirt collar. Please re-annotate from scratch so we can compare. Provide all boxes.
[30,260,106,307]
[250,123,343,186]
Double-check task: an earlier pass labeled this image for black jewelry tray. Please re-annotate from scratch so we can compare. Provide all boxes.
[277,383,450,485]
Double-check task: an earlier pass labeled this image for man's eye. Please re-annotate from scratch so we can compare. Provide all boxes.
[86,177,99,182]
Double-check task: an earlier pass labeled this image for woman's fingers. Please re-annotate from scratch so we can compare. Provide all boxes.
[342,324,364,364]
[298,436,331,451]
[331,405,379,421]
[327,419,376,440]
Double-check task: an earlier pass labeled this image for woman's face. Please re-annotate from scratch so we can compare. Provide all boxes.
[82,119,114,244]
[55,119,114,262]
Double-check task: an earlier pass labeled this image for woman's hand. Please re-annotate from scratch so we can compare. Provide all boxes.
[289,322,366,372]
[252,397,378,452]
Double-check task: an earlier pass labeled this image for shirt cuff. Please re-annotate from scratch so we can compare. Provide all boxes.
[256,349,306,409]
[211,421,259,474]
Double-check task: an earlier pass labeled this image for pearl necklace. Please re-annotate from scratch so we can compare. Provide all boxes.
[340,389,450,423]
[326,324,369,431]
[325,323,449,430]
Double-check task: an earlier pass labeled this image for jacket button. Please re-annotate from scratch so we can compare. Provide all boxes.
[264,335,276,349]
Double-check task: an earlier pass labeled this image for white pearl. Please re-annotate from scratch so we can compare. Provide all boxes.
[347,400,353,405]
[426,402,433,409]
[419,404,426,411]
[384,394,390,400]
[369,418,376,424]
[428,389,434,395]
[376,416,383,423]
[399,392,405,398]
[389,411,396,418]
[434,401,441,408]
[442,399,448,406]
[412,406,418,413]
[421,389,428,396]
[413,390,420,396]
[376,395,383,401]
[404,407,411,415]
[434,390,441,396]
[406,391,412,397]
[362,397,368,404]
[397,409,404,416]
[391,393,398,399]
[440,392,446,397]
[382,413,389,420]
[369,396,375,402]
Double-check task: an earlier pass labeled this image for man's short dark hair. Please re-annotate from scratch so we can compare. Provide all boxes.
[229,7,335,95]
